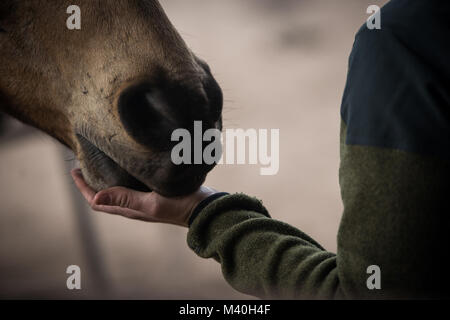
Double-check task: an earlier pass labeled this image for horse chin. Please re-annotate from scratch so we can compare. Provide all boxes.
[75,134,206,197]
[76,134,152,193]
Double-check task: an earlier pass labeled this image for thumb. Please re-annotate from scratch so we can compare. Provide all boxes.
[93,186,144,210]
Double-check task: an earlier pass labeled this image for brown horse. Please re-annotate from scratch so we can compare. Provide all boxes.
[0,0,223,196]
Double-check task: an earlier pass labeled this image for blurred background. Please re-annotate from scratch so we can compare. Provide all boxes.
[0,0,388,299]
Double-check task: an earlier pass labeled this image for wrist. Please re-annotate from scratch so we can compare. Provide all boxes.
[187,192,229,227]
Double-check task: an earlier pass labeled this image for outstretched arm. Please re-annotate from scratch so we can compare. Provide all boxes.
[72,169,343,299]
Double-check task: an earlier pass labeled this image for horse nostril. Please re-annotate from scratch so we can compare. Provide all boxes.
[117,74,223,153]
[118,82,176,151]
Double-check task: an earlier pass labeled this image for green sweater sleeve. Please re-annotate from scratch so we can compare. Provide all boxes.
[186,193,341,299]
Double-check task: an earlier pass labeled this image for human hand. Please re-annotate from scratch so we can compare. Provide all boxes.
[70,168,219,227]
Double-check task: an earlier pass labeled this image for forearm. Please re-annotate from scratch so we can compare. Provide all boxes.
[187,193,344,299]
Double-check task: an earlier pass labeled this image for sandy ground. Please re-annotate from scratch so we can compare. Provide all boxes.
[0,0,388,299]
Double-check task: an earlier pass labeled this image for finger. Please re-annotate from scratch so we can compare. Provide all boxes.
[91,204,158,222]
[71,168,96,203]
[93,186,147,211]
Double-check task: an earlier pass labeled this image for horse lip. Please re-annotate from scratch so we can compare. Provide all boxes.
[75,133,209,196]
[75,133,152,192]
